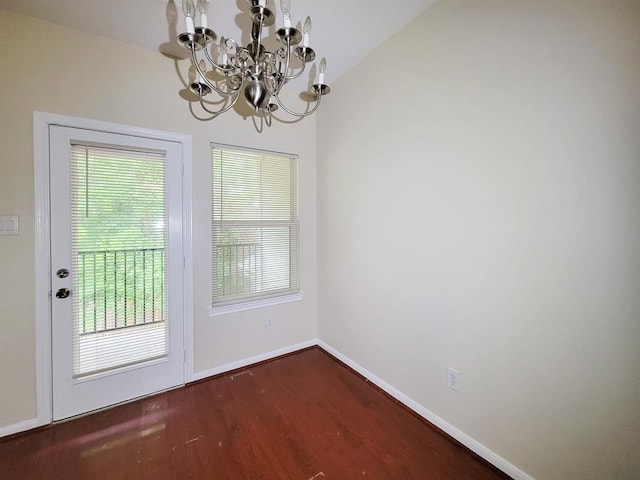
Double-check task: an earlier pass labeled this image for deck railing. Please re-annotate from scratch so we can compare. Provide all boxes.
[76,248,165,334]
[215,243,260,297]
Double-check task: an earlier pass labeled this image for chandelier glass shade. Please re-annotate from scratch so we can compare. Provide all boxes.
[178,0,331,125]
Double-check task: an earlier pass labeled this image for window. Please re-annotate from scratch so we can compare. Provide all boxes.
[210,144,300,313]
[70,142,169,377]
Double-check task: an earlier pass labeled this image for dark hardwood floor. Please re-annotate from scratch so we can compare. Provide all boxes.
[0,347,511,479]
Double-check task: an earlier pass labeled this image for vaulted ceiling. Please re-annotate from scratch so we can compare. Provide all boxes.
[0,0,437,82]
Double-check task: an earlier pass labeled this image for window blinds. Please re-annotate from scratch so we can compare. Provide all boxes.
[70,143,168,378]
[212,145,299,306]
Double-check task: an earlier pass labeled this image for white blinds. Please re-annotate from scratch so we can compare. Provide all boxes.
[212,145,299,306]
[70,143,168,378]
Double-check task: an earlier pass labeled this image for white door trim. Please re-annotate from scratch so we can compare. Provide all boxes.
[33,111,193,427]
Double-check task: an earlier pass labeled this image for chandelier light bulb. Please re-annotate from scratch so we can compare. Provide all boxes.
[196,0,209,29]
[182,0,196,33]
[219,36,228,65]
[303,16,311,47]
[280,0,292,28]
[318,57,326,84]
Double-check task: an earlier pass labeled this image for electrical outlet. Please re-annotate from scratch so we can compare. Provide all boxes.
[265,318,274,329]
[447,367,460,392]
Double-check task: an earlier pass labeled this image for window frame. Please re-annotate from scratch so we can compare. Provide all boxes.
[208,143,302,317]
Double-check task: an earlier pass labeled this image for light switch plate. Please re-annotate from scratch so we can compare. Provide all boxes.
[0,216,19,235]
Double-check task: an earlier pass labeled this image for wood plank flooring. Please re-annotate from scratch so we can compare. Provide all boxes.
[0,347,512,479]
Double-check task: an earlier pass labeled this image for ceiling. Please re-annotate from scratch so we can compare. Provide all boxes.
[0,0,437,83]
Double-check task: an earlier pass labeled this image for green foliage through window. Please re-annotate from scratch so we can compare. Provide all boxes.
[71,144,167,334]
[212,144,299,306]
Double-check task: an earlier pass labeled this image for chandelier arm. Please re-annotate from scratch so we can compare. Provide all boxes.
[272,42,292,94]
[262,52,277,78]
[278,54,309,83]
[283,61,306,81]
[223,38,242,69]
[197,90,243,117]
[202,45,237,78]
[274,92,322,118]
[191,48,240,97]
[234,47,255,79]
[281,47,309,82]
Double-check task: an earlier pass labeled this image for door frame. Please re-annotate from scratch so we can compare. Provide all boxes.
[33,111,194,426]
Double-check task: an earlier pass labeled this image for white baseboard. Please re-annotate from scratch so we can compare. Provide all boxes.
[187,339,317,383]
[317,340,535,480]
[0,417,44,439]
[1,337,533,480]
[1,340,316,438]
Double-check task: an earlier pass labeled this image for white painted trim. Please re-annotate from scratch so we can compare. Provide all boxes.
[6,299,533,480]
[5,339,310,434]
[31,111,194,431]
[34,112,193,144]
[0,417,44,439]
[33,112,54,430]
[188,339,316,382]
[181,137,195,385]
[208,291,304,317]
[317,340,536,480]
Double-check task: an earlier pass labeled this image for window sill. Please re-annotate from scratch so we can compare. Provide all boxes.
[208,291,304,317]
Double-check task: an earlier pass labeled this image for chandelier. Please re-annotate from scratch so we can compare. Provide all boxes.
[178,0,331,125]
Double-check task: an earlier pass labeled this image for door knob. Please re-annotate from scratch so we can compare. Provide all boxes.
[55,288,71,299]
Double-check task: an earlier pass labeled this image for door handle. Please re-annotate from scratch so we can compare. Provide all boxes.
[55,288,72,299]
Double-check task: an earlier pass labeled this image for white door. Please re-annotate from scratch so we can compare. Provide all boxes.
[49,125,185,421]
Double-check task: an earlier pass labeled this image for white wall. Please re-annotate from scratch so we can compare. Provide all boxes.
[0,10,317,428]
[317,1,640,479]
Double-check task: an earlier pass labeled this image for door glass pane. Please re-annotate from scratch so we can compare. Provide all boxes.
[70,144,168,378]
